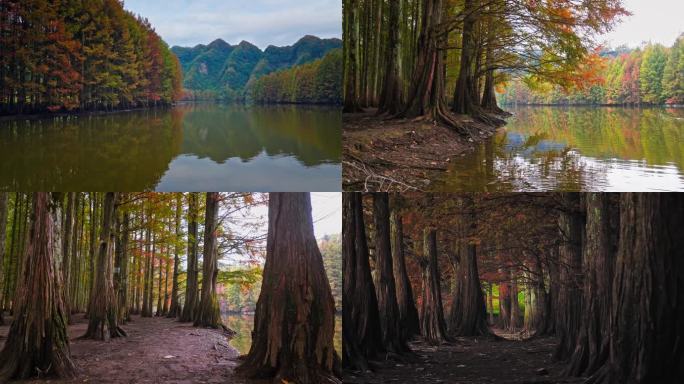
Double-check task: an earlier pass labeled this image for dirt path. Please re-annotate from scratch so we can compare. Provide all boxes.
[0,314,266,384]
[344,332,586,384]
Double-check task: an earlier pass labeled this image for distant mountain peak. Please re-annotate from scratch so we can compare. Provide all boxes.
[208,38,230,49]
[237,40,259,50]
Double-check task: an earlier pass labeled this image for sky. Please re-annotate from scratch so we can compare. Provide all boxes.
[122,0,341,49]
[601,0,684,48]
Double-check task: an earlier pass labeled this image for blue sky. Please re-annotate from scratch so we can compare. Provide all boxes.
[602,0,683,47]
[123,0,342,48]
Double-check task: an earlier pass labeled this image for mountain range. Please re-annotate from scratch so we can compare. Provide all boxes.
[171,35,342,97]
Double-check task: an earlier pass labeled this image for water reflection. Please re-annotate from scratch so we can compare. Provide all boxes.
[437,106,684,191]
[0,104,341,191]
[222,314,342,356]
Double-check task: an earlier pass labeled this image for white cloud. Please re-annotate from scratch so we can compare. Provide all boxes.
[601,0,684,48]
[123,0,341,48]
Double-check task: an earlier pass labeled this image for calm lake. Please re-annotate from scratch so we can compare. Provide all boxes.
[223,313,342,355]
[0,104,341,191]
[437,106,684,191]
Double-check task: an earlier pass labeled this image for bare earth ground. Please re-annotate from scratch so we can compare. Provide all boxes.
[342,109,499,191]
[0,314,266,384]
[344,329,586,384]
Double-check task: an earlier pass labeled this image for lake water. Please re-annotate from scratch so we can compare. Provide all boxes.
[222,313,342,356]
[436,106,684,191]
[0,104,341,191]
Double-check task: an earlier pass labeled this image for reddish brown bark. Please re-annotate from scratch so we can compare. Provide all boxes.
[419,228,450,345]
[390,209,420,339]
[238,193,340,384]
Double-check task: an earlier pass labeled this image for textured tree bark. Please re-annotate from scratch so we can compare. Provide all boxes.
[168,193,182,318]
[238,193,341,384]
[0,193,76,380]
[565,193,617,377]
[61,192,74,321]
[510,268,520,330]
[554,193,583,361]
[115,210,130,323]
[390,210,420,340]
[342,193,382,371]
[181,192,199,322]
[377,0,403,114]
[343,0,362,112]
[372,193,406,352]
[448,197,491,336]
[82,192,126,340]
[453,0,477,115]
[0,192,8,325]
[419,228,451,345]
[194,192,223,329]
[498,271,511,330]
[587,193,684,384]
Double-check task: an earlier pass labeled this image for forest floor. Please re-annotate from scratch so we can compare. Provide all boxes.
[342,108,503,191]
[344,328,586,384]
[0,314,264,384]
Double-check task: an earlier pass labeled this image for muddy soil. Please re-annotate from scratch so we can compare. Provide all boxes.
[344,330,586,384]
[0,314,266,384]
[343,109,501,192]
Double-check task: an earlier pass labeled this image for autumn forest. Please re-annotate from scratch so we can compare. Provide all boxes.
[343,192,684,384]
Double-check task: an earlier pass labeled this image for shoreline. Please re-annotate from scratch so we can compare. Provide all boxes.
[342,108,506,191]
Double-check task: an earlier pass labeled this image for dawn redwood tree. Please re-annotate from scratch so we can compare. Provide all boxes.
[343,0,361,112]
[509,269,520,330]
[419,228,451,345]
[448,197,491,336]
[341,193,382,371]
[115,210,131,323]
[498,267,511,330]
[390,209,420,340]
[238,193,341,384]
[194,192,223,328]
[0,193,75,380]
[555,193,584,360]
[83,192,127,340]
[168,193,182,318]
[0,192,7,325]
[377,0,403,115]
[180,192,199,322]
[587,193,684,384]
[566,193,617,377]
[372,193,406,352]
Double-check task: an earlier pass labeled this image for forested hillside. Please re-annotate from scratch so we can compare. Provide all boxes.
[172,35,341,101]
[249,49,342,104]
[501,35,684,106]
[0,0,182,115]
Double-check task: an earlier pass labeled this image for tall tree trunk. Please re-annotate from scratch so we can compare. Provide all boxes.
[588,193,684,384]
[448,197,491,336]
[453,0,477,115]
[0,192,8,325]
[419,228,450,345]
[498,271,511,330]
[86,193,98,318]
[390,210,420,339]
[181,193,199,322]
[141,218,152,317]
[510,268,520,330]
[0,193,76,380]
[168,193,182,318]
[555,193,583,361]
[61,193,74,321]
[115,210,130,323]
[341,193,382,371]
[238,193,341,384]
[372,193,406,352]
[566,193,617,377]
[82,192,126,340]
[378,0,403,114]
[343,0,362,112]
[194,192,222,328]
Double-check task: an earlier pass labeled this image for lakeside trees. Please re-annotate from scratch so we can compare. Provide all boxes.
[342,193,684,384]
[501,35,684,105]
[0,0,182,115]
[342,0,628,129]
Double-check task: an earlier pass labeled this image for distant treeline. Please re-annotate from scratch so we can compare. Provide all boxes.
[0,0,182,115]
[501,35,684,106]
[248,49,342,105]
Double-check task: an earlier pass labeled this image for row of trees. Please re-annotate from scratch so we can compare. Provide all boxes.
[343,193,684,384]
[501,35,684,105]
[0,192,341,383]
[0,0,183,115]
[342,0,627,131]
[248,49,342,105]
